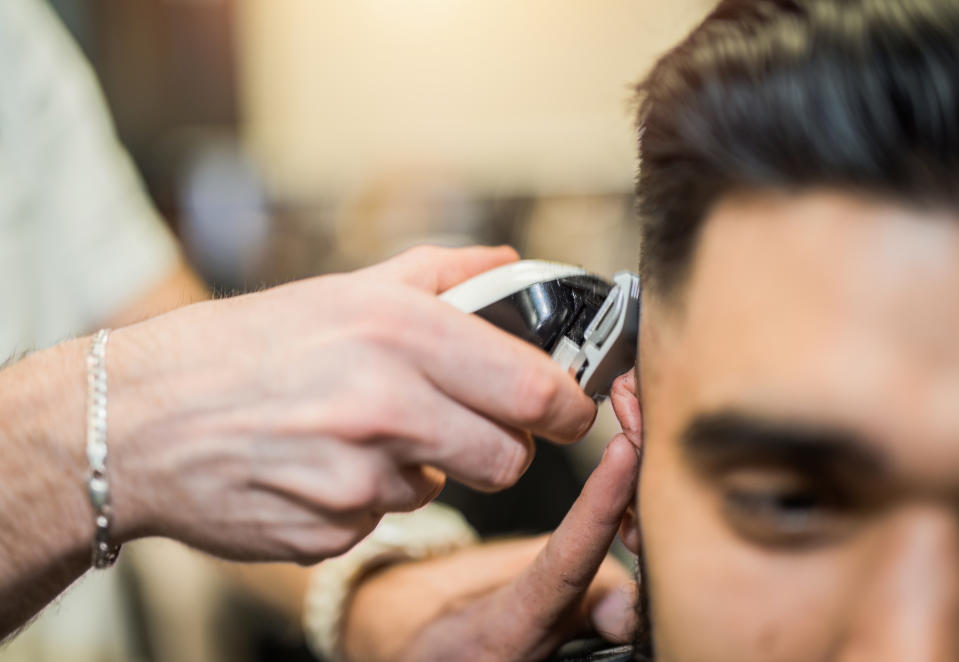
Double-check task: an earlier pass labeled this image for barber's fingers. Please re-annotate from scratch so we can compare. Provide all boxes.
[312,360,540,493]
[317,363,539,492]
[365,462,447,513]
[217,492,383,564]
[248,442,445,518]
[586,563,639,643]
[406,302,596,444]
[505,434,639,625]
[382,382,537,492]
[359,244,520,294]
[360,244,595,444]
[404,422,535,494]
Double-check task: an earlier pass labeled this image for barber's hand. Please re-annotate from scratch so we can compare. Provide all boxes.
[341,433,640,662]
[105,245,596,564]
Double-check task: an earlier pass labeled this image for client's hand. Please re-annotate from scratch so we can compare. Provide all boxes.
[341,434,640,662]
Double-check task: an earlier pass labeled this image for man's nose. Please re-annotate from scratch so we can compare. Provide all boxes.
[839,505,959,662]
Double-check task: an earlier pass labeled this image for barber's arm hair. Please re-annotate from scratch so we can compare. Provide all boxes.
[0,262,209,641]
[0,339,96,641]
[103,260,210,328]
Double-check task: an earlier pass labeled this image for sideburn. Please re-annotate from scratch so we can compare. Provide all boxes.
[632,392,654,661]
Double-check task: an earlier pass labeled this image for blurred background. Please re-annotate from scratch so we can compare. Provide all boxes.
[8,1,714,661]
[46,0,715,288]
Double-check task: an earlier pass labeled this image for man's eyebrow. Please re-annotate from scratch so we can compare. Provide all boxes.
[680,410,887,475]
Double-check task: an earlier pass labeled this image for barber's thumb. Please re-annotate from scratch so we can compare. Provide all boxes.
[511,434,638,613]
[590,581,639,643]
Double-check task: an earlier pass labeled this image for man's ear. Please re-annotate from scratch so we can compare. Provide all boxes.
[611,370,643,554]
[619,501,641,554]
[610,369,642,450]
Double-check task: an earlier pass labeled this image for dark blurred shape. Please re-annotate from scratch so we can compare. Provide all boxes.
[548,640,633,662]
[214,586,321,662]
[439,438,582,537]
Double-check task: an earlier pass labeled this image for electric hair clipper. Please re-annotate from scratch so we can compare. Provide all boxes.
[440,260,640,402]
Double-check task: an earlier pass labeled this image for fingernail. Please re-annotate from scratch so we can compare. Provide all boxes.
[600,435,620,461]
[573,409,595,442]
[599,432,623,462]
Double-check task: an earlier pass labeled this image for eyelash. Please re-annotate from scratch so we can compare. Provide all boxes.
[727,489,822,528]
[721,481,849,546]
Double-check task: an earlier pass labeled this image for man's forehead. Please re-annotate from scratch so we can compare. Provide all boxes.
[641,189,959,468]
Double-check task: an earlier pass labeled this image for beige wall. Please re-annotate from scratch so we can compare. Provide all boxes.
[236,1,715,200]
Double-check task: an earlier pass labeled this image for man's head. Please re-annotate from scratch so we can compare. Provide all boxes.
[615,1,959,660]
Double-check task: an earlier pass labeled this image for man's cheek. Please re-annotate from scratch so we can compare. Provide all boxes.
[639,445,851,662]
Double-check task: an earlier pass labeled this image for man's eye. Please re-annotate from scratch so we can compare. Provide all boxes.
[720,475,850,546]
[726,489,823,531]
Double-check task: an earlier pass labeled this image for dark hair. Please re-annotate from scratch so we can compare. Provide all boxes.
[636,0,959,297]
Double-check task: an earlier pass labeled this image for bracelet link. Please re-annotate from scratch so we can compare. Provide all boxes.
[85,329,121,569]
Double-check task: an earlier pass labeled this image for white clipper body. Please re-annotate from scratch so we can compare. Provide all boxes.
[440,260,640,402]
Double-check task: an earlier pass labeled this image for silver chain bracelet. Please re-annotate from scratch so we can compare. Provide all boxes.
[86,329,121,568]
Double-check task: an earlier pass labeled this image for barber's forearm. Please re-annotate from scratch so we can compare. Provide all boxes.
[0,338,98,639]
[0,260,208,639]
[0,331,168,638]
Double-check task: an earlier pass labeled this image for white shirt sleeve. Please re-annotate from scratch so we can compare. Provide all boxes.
[0,0,179,354]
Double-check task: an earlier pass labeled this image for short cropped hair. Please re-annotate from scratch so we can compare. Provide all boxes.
[636,0,959,298]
